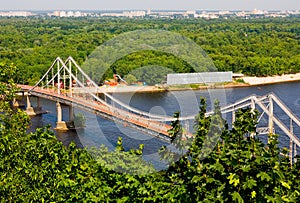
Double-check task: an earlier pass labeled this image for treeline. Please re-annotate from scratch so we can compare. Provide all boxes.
[1,64,300,201]
[0,17,299,84]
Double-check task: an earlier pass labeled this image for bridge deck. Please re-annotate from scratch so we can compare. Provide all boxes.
[19,85,181,138]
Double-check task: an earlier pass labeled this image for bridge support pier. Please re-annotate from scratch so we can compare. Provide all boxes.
[25,95,36,116]
[69,105,74,122]
[37,97,42,111]
[25,95,46,116]
[55,102,68,131]
[13,97,21,107]
[66,105,75,129]
[13,92,25,107]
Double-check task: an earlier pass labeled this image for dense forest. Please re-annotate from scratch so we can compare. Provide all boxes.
[0,63,300,202]
[0,17,299,85]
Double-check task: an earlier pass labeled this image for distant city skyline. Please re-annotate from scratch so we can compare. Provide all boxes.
[1,0,300,11]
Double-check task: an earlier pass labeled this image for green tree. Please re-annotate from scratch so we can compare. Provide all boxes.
[159,99,299,202]
[124,74,138,85]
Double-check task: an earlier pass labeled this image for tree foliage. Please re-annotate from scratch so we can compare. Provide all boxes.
[0,17,299,85]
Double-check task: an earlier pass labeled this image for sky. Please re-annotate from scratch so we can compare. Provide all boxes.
[1,0,299,11]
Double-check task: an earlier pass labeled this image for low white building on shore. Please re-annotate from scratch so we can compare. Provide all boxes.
[167,72,233,85]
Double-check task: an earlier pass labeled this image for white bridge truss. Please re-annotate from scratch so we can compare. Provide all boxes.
[29,56,300,164]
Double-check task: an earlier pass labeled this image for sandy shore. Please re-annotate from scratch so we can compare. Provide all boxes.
[75,73,300,93]
[242,73,300,85]
[97,85,165,93]
[72,85,166,94]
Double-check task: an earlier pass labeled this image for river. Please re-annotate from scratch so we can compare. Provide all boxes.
[28,81,300,169]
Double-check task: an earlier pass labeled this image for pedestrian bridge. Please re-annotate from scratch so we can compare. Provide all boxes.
[18,56,300,164]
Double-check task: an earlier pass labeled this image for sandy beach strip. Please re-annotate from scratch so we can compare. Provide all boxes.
[73,73,300,93]
[242,73,300,85]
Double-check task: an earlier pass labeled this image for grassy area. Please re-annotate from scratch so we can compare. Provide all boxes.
[167,83,208,90]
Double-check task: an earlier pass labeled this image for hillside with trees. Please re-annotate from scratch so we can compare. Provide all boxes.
[0,17,299,85]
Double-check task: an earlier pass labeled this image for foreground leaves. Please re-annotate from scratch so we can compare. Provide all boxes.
[1,70,300,201]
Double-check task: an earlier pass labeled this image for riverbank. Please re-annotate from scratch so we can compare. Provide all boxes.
[96,73,300,93]
[242,73,300,85]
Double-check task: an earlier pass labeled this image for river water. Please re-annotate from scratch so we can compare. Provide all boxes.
[29,81,300,169]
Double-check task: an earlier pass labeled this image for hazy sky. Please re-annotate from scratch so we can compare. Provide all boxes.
[1,0,299,11]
